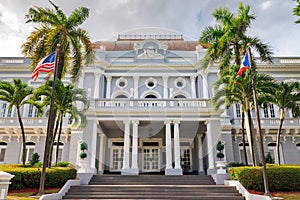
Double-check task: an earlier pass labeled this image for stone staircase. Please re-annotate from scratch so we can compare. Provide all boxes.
[62,175,245,200]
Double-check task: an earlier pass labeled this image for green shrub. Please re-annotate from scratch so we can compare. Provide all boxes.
[29,153,40,166]
[57,161,70,167]
[228,165,300,192]
[265,152,275,164]
[34,162,43,168]
[0,164,76,190]
[227,162,246,167]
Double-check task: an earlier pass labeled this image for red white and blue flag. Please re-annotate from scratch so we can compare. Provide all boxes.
[31,52,56,81]
[237,49,251,77]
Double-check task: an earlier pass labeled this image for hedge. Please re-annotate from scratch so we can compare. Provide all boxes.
[228,164,300,192]
[0,164,76,190]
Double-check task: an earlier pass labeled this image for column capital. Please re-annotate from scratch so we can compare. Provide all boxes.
[131,120,140,125]
[123,120,131,125]
[133,76,140,81]
[190,74,197,80]
[105,75,112,80]
[164,120,172,125]
[162,75,169,81]
[94,72,101,78]
[173,120,180,124]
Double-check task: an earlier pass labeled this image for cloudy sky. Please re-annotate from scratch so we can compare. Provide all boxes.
[0,0,299,57]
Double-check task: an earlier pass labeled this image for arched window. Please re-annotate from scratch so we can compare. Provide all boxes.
[25,142,35,163]
[174,94,186,98]
[296,143,300,162]
[115,94,128,98]
[267,142,283,164]
[145,94,157,99]
[0,142,7,162]
[52,142,64,163]
[238,142,251,165]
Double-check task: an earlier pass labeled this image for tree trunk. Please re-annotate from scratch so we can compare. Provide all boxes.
[17,107,26,166]
[242,100,259,166]
[276,108,284,165]
[55,112,64,166]
[48,115,60,167]
[241,111,248,165]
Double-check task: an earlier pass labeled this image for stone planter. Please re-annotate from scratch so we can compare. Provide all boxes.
[215,160,226,174]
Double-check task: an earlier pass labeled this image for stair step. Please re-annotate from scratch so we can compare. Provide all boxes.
[62,175,245,200]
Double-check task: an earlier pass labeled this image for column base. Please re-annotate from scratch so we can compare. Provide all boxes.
[165,168,183,175]
[121,168,139,175]
[207,168,216,175]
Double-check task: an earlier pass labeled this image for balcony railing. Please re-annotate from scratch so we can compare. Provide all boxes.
[0,117,72,127]
[233,118,300,128]
[94,99,210,109]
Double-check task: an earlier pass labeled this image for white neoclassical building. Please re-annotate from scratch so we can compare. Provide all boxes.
[0,29,299,175]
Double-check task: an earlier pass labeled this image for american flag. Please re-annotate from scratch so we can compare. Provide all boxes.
[31,52,55,81]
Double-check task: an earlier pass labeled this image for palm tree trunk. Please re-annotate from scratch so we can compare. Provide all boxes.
[276,109,284,165]
[243,100,259,166]
[241,111,248,165]
[55,112,64,166]
[48,115,60,167]
[16,107,26,166]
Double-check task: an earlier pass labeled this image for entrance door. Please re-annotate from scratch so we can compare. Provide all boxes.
[143,147,160,172]
[110,147,123,171]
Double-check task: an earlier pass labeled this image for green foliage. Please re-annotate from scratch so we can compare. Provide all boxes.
[265,152,275,164]
[80,152,87,159]
[228,165,300,192]
[80,142,88,151]
[34,162,43,168]
[216,141,225,160]
[293,0,300,24]
[29,153,40,166]
[0,164,76,190]
[227,162,246,167]
[57,161,70,167]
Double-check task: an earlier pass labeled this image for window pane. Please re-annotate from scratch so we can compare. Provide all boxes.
[0,148,6,162]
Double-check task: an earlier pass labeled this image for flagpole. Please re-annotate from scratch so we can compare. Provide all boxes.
[38,44,61,195]
[248,44,271,197]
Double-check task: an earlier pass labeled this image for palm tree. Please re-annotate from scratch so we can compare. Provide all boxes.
[199,3,272,72]
[199,3,273,166]
[32,79,89,166]
[261,81,300,165]
[0,79,42,166]
[294,0,300,24]
[22,0,95,81]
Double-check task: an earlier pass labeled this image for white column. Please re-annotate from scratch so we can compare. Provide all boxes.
[94,72,101,98]
[122,120,131,174]
[206,119,222,175]
[201,73,209,99]
[190,75,197,98]
[98,134,105,174]
[197,134,204,174]
[90,121,98,174]
[131,120,139,174]
[173,120,182,172]
[133,76,139,98]
[165,120,173,171]
[78,71,85,88]
[106,75,112,98]
[162,76,169,98]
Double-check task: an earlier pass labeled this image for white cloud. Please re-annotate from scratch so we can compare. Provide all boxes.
[260,0,272,10]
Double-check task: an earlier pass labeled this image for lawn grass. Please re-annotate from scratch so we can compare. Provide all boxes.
[273,192,300,200]
[7,187,60,200]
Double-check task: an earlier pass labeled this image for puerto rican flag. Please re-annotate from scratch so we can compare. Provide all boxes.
[237,49,251,77]
[31,52,56,81]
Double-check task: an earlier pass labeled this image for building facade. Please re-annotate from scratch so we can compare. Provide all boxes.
[0,29,299,175]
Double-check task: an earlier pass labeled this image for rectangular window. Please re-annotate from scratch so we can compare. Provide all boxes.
[264,107,269,118]
[28,104,33,118]
[1,103,7,117]
[236,104,241,118]
[297,147,300,162]
[0,148,6,162]
[270,104,275,118]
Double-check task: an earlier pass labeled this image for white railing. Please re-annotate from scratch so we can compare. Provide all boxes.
[95,99,209,109]
[233,118,299,127]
